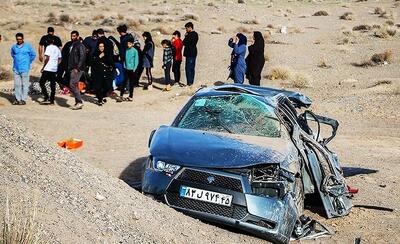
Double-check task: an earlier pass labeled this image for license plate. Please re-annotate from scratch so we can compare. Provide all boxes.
[179,186,233,207]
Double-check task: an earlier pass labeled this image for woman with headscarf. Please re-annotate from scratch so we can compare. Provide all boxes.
[246,31,265,86]
[142,31,155,90]
[92,41,114,106]
[228,33,247,84]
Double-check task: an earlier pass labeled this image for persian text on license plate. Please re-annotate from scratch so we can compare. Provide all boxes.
[179,186,233,207]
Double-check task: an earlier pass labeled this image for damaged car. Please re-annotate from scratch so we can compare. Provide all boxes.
[142,84,352,244]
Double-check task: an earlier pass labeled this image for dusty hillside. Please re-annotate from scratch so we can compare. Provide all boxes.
[0,114,264,243]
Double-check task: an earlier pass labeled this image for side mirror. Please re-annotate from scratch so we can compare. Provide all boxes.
[148,129,156,148]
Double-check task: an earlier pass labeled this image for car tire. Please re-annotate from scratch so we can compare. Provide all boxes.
[294,177,305,215]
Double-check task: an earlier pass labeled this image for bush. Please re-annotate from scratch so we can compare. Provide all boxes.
[340,12,354,20]
[182,13,199,21]
[1,197,45,244]
[269,67,291,80]
[312,10,329,16]
[352,24,371,31]
[59,14,70,22]
[290,74,310,88]
[0,68,12,81]
[92,14,104,21]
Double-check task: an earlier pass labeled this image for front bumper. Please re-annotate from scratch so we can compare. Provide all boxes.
[142,167,298,244]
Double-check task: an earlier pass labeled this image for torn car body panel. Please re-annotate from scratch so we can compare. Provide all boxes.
[142,84,352,244]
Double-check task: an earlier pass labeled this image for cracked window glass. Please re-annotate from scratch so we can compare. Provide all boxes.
[177,94,281,137]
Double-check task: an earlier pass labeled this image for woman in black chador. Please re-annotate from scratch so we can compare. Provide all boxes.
[246,31,265,86]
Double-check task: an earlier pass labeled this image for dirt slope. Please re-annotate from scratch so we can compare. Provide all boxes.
[0,114,263,244]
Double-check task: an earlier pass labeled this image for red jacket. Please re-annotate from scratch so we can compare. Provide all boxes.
[172,38,183,61]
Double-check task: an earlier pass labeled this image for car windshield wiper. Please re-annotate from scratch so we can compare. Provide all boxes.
[204,108,233,134]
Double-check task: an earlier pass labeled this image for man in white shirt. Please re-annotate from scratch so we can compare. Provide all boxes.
[39,37,61,105]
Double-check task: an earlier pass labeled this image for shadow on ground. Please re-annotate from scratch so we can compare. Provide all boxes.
[119,156,147,190]
[342,167,378,178]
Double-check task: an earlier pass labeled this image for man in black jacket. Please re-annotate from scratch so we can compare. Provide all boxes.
[183,22,199,86]
[68,31,86,110]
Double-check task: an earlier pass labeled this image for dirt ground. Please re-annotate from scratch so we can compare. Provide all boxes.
[0,0,399,243]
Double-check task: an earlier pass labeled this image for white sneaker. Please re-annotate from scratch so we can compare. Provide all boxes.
[70,103,83,110]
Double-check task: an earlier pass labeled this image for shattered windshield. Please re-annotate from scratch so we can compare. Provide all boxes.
[177,94,281,137]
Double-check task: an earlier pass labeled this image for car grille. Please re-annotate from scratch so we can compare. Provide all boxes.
[177,169,243,192]
[166,192,247,220]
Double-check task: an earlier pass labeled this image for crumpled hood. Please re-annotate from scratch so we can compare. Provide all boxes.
[149,126,293,169]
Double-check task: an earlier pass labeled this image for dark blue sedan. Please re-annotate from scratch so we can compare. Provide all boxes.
[142,84,352,244]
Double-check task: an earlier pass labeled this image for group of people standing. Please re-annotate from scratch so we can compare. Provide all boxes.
[9,23,266,110]
[228,31,266,86]
[9,22,199,110]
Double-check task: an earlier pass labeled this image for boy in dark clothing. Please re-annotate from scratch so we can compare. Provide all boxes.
[183,22,199,86]
[38,27,62,63]
[161,39,173,91]
[171,30,184,87]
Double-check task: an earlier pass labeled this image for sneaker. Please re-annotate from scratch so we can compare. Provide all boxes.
[178,82,186,87]
[102,98,107,103]
[19,100,26,105]
[49,102,55,106]
[70,103,83,110]
[126,97,133,102]
[12,100,20,105]
[116,96,123,103]
[95,100,103,106]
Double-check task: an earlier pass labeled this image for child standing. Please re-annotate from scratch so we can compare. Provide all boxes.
[161,39,173,91]
[171,31,184,87]
[119,38,138,102]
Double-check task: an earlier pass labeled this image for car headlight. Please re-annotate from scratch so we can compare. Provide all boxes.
[154,160,181,174]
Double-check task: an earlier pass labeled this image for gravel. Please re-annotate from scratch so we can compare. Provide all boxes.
[0,114,263,244]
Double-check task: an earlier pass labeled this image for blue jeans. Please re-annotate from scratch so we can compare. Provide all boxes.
[185,56,196,86]
[13,71,30,102]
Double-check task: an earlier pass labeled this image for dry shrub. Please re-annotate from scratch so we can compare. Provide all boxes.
[182,13,199,21]
[127,19,141,29]
[318,60,332,69]
[352,24,371,31]
[59,14,70,22]
[374,7,385,15]
[117,13,124,20]
[0,68,12,81]
[340,12,354,20]
[371,50,393,64]
[368,80,392,88]
[149,17,164,23]
[385,20,394,26]
[290,73,310,88]
[92,14,104,21]
[236,26,251,34]
[142,10,154,15]
[156,11,168,16]
[100,18,115,26]
[1,197,45,244]
[241,19,259,25]
[374,25,396,38]
[217,26,226,33]
[266,24,275,29]
[379,11,393,19]
[353,50,393,67]
[269,67,291,80]
[312,10,329,16]
[207,2,215,6]
[314,39,321,44]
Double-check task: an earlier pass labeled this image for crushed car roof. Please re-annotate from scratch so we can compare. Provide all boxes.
[196,84,312,108]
